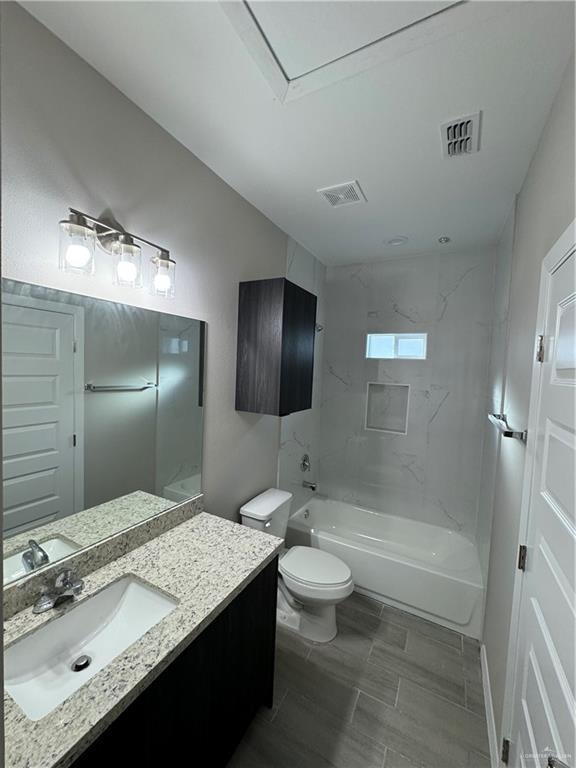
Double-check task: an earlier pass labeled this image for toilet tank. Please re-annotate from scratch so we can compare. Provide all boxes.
[240,488,293,538]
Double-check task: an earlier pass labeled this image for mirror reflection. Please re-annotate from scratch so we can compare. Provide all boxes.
[2,280,205,585]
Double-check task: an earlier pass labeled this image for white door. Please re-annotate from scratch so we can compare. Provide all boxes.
[508,231,576,767]
[2,302,76,533]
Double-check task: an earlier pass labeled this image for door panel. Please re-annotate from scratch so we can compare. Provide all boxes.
[541,423,575,521]
[2,303,76,533]
[509,244,575,767]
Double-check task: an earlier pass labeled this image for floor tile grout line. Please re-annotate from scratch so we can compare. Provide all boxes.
[345,596,465,654]
[357,689,490,763]
[367,636,467,704]
[404,626,465,656]
[366,663,464,708]
[396,673,466,711]
[379,600,463,634]
[396,676,488,722]
[393,675,400,708]
[348,687,361,724]
[271,686,288,722]
[262,704,350,768]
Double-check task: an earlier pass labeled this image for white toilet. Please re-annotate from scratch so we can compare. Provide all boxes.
[240,488,354,643]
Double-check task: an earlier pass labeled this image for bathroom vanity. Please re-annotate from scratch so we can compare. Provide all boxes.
[3,513,282,768]
[1,276,284,768]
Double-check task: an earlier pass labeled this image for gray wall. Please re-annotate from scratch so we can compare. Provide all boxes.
[476,206,515,587]
[483,54,575,739]
[1,3,287,520]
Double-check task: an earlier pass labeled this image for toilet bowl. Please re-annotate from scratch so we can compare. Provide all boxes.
[240,489,354,643]
[278,546,354,642]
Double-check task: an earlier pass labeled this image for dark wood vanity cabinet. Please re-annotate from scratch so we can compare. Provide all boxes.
[235,278,317,416]
[72,559,278,768]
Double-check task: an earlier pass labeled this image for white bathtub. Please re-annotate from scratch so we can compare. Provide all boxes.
[286,498,484,639]
[162,473,201,503]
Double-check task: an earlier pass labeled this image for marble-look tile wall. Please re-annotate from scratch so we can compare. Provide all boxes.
[278,239,326,511]
[319,248,496,540]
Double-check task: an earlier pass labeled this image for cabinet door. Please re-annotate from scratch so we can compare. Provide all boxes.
[279,280,317,416]
[235,278,284,415]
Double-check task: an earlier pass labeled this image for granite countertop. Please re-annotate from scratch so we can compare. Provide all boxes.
[4,491,173,561]
[4,512,283,768]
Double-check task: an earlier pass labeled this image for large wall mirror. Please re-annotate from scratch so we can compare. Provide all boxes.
[2,280,205,586]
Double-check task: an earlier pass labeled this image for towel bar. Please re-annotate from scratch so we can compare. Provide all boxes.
[488,413,527,441]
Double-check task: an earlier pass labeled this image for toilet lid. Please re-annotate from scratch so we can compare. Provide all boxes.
[279,547,351,586]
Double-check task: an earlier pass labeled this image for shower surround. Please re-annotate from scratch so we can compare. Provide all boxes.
[318,248,495,543]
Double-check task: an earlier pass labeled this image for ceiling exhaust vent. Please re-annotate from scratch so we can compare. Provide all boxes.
[317,181,366,207]
[441,112,481,157]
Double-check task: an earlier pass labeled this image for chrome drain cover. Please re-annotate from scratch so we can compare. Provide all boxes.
[71,654,92,672]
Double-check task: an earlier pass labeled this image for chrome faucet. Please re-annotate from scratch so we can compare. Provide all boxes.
[22,539,49,572]
[32,569,85,614]
[302,480,317,492]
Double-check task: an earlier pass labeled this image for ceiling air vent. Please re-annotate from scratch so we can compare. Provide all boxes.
[317,181,366,207]
[441,112,481,158]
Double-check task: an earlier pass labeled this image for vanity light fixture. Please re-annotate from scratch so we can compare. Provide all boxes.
[59,208,175,297]
[111,234,142,288]
[151,249,176,299]
[59,212,96,274]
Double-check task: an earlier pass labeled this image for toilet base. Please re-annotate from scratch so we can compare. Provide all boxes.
[276,586,338,643]
[299,603,337,643]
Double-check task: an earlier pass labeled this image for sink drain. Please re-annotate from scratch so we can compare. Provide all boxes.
[71,654,92,672]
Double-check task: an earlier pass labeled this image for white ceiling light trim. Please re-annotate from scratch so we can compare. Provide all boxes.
[220,1,511,103]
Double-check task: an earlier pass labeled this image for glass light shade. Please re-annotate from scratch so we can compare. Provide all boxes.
[59,218,96,274]
[111,237,142,288]
[151,251,176,298]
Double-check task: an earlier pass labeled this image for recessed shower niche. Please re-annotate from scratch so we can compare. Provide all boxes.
[365,382,409,434]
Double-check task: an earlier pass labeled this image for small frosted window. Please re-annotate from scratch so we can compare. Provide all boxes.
[366,333,427,360]
[366,334,395,358]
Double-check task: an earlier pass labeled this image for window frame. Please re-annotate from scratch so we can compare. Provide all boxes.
[365,332,427,360]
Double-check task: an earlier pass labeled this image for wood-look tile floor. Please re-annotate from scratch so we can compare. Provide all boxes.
[227,593,490,768]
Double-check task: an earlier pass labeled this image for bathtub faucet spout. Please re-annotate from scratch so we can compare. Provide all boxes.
[302,480,317,492]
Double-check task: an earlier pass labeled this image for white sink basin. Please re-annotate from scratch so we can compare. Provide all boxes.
[4,575,178,721]
[3,536,81,585]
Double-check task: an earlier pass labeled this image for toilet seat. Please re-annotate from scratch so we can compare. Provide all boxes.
[280,546,351,586]
[279,547,354,602]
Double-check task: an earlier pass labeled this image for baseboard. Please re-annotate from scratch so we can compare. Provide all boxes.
[481,643,499,768]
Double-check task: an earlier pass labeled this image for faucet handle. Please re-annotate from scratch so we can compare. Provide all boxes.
[54,569,84,594]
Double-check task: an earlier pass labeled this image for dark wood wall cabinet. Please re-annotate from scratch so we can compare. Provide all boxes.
[235,278,317,416]
[72,559,278,768]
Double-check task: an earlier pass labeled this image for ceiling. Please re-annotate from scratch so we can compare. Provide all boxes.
[22,1,574,266]
[246,1,458,78]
